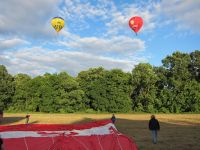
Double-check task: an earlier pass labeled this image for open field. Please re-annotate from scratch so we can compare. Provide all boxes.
[1,113,200,150]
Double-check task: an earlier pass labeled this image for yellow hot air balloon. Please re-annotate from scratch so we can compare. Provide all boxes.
[51,17,65,33]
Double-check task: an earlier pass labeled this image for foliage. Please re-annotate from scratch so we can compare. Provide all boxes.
[0,65,14,110]
[0,50,199,113]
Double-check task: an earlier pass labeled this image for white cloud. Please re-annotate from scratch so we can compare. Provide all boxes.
[60,0,156,35]
[62,0,106,19]
[0,1,151,76]
[60,0,107,31]
[0,0,59,38]
[59,35,145,57]
[0,38,29,51]
[105,2,157,35]
[0,47,147,76]
[158,0,200,33]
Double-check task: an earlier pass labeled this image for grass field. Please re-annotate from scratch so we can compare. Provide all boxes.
[1,113,200,150]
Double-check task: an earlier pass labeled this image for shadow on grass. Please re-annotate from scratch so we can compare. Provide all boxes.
[29,121,39,124]
[0,117,25,125]
[71,117,94,125]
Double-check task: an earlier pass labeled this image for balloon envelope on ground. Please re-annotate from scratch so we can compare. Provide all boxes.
[0,120,138,150]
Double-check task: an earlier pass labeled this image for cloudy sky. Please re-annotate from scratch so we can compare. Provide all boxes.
[0,0,199,76]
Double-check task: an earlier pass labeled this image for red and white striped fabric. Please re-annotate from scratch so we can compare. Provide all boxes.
[0,119,137,150]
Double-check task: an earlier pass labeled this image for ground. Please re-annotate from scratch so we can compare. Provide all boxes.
[1,113,200,150]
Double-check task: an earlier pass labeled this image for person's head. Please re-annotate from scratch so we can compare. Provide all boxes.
[151,115,155,119]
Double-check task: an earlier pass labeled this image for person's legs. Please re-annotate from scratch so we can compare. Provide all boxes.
[155,130,157,143]
[26,118,29,124]
[151,130,157,144]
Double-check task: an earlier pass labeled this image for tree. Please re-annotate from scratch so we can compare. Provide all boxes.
[161,51,198,112]
[189,50,200,82]
[103,69,132,112]
[0,65,14,110]
[77,68,132,112]
[77,67,106,111]
[153,66,169,112]
[131,63,158,112]
[35,72,85,113]
[55,72,85,113]
[12,73,31,111]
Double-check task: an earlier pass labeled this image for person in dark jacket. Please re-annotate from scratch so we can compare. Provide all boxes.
[149,115,160,144]
[111,114,116,124]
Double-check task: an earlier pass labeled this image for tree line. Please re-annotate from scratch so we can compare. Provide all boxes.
[0,50,199,113]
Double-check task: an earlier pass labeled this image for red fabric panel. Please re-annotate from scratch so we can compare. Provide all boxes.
[3,135,137,150]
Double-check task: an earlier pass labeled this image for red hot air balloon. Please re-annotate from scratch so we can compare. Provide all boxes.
[129,16,143,35]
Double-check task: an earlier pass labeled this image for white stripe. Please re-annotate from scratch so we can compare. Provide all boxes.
[0,123,117,139]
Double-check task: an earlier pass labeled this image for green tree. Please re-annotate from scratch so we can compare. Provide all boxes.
[12,73,31,111]
[77,67,106,111]
[153,66,170,113]
[102,69,132,112]
[25,76,44,112]
[55,72,85,113]
[77,68,132,112]
[0,65,14,110]
[161,51,198,112]
[189,50,200,82]
[131,63,158,112]
[37,72,85,113]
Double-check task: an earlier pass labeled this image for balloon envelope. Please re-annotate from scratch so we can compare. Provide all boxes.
[51,17,65,32]
[129,16,143,33]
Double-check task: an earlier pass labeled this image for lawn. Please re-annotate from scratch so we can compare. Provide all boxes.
[1,113,200,150]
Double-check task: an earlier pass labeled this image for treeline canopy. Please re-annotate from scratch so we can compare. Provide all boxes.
[0,50,199,113]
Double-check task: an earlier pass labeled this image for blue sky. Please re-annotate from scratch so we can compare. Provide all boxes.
[0,0,199,76]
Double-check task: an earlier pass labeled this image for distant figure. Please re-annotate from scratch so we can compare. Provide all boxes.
[111,114,116,124]
[149,115,160,144]
[0,138,3,150]
[25,114,30,124]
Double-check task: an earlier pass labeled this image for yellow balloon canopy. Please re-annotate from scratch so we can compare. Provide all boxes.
[51,17,65,33]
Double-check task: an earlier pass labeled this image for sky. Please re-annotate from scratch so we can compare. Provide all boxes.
[0,0,200,77]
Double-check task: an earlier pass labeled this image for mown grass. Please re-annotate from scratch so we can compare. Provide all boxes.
[1,113,200,150]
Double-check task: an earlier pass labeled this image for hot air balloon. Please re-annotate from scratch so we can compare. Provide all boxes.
[129,16,143,35]
[51,17,65,33]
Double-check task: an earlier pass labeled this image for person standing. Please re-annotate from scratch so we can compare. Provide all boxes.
[111,114,116,124]
[149,115,160,144]
[25,114,30,124]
